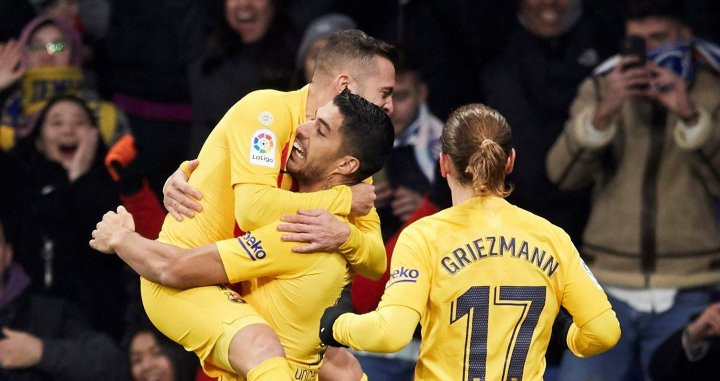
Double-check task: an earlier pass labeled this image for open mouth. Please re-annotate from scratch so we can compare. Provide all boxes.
[290,140,305,163]
[58,143,78,159]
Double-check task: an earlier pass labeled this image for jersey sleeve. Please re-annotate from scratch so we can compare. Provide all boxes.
[224,90,354,231]
[226,90,295,188]
[559,235,613,327]
[337,208,386,280]
[376,226,432,315]
[216,220,316,283]
[333,305,420,352]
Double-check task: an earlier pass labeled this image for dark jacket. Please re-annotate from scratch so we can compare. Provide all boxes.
[6,141,130,341]
[649,327,720,381]
[0,264,129,381]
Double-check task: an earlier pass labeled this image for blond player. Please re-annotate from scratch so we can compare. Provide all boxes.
[320,104,621,380]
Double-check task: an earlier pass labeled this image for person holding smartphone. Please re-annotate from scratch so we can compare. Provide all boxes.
[546,0,720,380]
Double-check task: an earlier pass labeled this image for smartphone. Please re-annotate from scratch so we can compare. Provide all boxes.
[619,35,647,71]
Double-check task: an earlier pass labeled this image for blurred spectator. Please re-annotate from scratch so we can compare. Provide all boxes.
[188,0,300,155]
[402,0,516,119]
[0,0,36,42]
[479,0,619,246]
[375,50,442,241]
[105,0,204,194]
[546,0,720,379]
[294,13,356,85]
[649,301,720,381]
[3,94,132,341]
[0,15,129,150]
[126,323,199,381]
[349,50,441,381]
[0,216,129,380]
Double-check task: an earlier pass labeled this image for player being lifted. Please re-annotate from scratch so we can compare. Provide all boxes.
[91,90,394,381]
[319,103,621,380]
[93,29,396,381]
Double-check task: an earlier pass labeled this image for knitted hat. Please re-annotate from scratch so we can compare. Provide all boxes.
[296,13,356,69]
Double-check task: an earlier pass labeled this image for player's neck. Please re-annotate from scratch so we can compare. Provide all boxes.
[449,179,475,206]
[297,175,349,193]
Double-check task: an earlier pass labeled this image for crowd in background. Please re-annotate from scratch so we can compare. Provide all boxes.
[1,0,720,380]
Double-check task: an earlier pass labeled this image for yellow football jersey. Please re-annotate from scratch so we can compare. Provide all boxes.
[159,86,305,248]
[378,196,611,381]
[216,219,352,371]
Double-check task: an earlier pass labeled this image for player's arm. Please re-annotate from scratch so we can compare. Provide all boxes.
[336,208,386,279]
[564,309,621,357]
[332,305,419,352]
[90,207,307,288]
[557,230,621,357]
[321,227,430,350]
[89,208,228,289]
[226,92,359,231]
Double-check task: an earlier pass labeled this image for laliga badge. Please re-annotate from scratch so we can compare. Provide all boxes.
[258,111,274,126]
[249,128,276,168]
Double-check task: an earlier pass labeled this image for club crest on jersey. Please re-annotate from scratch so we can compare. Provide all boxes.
[249,128,276,168]
[385,266,420,289]
[224,290,245,304]
[238,231,267,261]
[258,111,274,126]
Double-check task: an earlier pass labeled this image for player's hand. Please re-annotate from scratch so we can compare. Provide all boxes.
[391,186,423,222]
[0,40,25,91]
[686,302,720,347]
[0,327,43,369]
[350,183,375,217]
[90,205,136,254]
[319,283,353,347]
[163,159,203,221]
[278,209,350,253]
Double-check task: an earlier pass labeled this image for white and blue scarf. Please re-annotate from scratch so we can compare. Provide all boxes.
[593,37,720,83]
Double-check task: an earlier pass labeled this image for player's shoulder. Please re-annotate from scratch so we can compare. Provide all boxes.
[399,207,458,241]
[512,205,574,244]
[226,88,298,117]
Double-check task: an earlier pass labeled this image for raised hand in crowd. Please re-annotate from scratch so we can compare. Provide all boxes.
[592,56,652,130]
[0,40,25,91]
[67,128,99,182]
[646,62,698,122]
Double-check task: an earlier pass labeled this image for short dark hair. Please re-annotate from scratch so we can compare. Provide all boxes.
[314,29,397,78]
[624,0,686,23]
[334,88,394,183]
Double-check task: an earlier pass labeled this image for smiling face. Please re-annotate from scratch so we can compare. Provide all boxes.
[521,0,569,37]
[26,23,72,68]
[225,0,274,44]
[130,332,176,381]
[286,101,346,187]
[36,100,93,168]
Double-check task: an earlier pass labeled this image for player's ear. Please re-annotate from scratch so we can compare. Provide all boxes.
[334,73,351,94]
[335,155,360,176]
[439,152,451,179]
[505,148,516,175]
